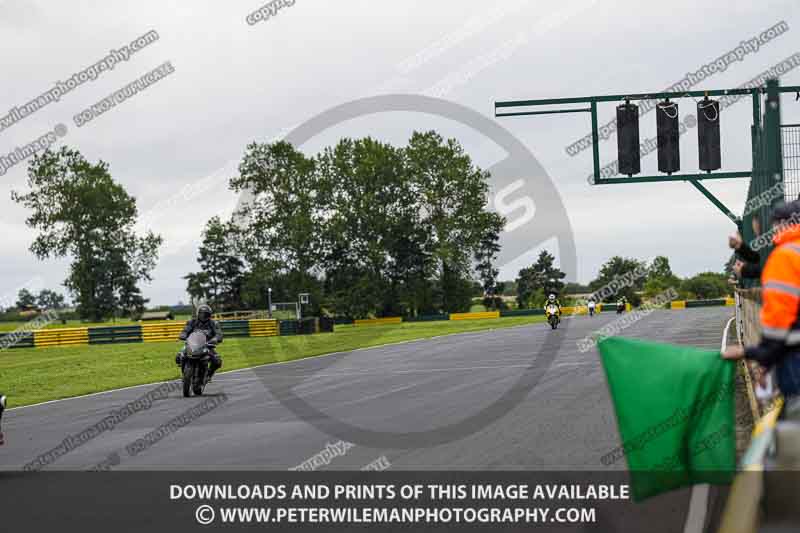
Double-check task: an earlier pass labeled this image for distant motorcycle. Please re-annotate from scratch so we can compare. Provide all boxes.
[588,303,596,317]
[179,331,214,397]
[546,304,560,330]
[616,301,625,314]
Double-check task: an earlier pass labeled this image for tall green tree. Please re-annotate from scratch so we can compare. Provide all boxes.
[405,131,505,313]
[12,147,162,320]
[515,250,566,308]
[230,141,323,287]
[184,216,245,310]
[644,256,682,298]
[589,256,647,306]
[681,272,731,299]
[227,133,504,318]
[36,289,66,310]
[474,215,504,310]
[16,288,37,309]
[317,137,416,317]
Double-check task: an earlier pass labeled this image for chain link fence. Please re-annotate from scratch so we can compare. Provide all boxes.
[782,124,800,201]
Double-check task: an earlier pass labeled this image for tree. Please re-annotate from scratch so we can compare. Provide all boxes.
[563,282,591,294]
[649,256,674,279]
[644,256,682,298]
[681,272,731,299]
[36,289,66,310]
[231,141,322,277]
[474,214,505,310]
[317,137,419,317]
[184,217,245,310]
[228,133,504,318]
[16,288,37,309]
[404,131,506,313]
[12,147,162,320]
[589,256,647,306]
[515,250,566,308]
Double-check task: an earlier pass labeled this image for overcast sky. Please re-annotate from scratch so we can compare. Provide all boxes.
[2,0,799,306]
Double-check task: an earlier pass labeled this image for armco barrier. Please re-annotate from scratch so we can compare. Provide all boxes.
[686,298,727,308]
[141,322,184,343]
[248,319,279,337]
[220,320,250,338]
[279,320,298,336]
[298,318,318,334]
[499,309,544,317]
[403,313,450,322]
[88,325,142,345]
[449,311,500,321]
[354,317,403,326]
[0,331,35,349]
[34,327,89,347]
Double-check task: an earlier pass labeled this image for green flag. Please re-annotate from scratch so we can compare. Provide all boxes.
[597,336,737,501]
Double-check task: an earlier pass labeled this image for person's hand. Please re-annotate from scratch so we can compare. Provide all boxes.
[755,366,770,388]
[733,260,745,277]
[722,345,745,360]
[729,233,743,250]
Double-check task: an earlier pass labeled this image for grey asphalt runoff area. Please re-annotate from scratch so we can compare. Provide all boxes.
[1,307,734,531]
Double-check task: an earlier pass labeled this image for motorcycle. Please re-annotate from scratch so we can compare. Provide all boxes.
[179,331,214,398]
[616,301,625,314]
[546,304,560,330]
[588,304,595,317]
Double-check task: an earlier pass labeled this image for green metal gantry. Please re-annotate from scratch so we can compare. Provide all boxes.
[495,82,800,225]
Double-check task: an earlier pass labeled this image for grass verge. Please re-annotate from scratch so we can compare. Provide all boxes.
[0,315,546,407]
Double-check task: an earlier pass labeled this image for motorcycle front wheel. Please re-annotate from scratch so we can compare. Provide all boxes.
[193,364,206,396]
[182,363,194,398]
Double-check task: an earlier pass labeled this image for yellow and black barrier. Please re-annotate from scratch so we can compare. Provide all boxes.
[15,317,283,349]
[354,317,403,326]
[33,327,89,348]
[449,311,500,321]
[248,319,279,337]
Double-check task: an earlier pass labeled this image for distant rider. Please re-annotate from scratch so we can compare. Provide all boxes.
[176,304,223,383]
[587,298,596,316]
[544,293,562,317]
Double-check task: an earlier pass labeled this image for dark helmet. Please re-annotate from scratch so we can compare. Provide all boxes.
[771,200,800,225]
[197,304,212,322]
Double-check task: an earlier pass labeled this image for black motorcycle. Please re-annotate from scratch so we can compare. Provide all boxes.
[179,331,214,397]
[616,301,625,314]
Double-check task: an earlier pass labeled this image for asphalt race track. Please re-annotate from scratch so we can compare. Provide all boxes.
[2,307,734,531]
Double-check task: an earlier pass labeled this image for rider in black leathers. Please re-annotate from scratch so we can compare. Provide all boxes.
[176,304,223,382]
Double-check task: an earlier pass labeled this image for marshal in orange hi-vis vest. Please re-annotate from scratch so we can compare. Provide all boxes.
[746,224,800,397]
